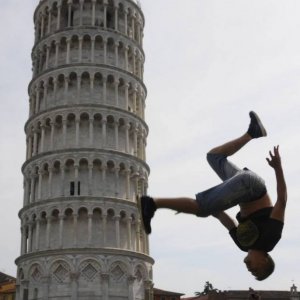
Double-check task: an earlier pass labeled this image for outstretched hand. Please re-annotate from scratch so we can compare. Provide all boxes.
[266,145,282,170]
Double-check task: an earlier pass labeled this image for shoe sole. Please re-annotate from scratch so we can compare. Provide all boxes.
[250,111,267,137]
[139,196,151,234]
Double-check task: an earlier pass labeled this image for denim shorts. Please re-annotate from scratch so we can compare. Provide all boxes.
[195,153,267,217]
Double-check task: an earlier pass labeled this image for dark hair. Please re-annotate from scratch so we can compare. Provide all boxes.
[255,254,275,281]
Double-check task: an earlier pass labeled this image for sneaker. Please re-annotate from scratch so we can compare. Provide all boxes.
[140,196,157,234]
[247,111,267,138]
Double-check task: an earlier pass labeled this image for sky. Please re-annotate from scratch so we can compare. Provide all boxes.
[1,0,300,297]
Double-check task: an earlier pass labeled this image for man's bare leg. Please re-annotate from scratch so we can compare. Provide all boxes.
[208,133,252,157]
[141,111,267,234]
[154,197,199,215]
[208,111,267,156]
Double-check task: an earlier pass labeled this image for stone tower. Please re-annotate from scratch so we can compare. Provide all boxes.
[15,0,153,299]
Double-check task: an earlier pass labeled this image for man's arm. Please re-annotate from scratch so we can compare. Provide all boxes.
[267,146,287,222]
[213,211,237,231]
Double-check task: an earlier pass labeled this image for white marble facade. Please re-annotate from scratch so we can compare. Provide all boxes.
[16,1,153,299]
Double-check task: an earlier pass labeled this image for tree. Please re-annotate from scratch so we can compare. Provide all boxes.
[195,281,219,296]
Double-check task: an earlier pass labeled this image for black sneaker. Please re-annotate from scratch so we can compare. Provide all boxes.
[140,196,157,234]
[247,111,267,138]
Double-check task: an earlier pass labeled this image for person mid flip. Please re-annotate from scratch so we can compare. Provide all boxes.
[140,111,287,281]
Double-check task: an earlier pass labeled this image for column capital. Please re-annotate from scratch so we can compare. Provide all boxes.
[70,272,80,282]
[127,275,136,284]
[101,273,110,281]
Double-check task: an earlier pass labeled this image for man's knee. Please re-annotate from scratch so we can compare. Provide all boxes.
[206,152,226,167]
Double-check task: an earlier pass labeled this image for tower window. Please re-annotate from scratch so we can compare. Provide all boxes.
[78,181,81,195]
[70,181,81,196]
[70,181,75,196]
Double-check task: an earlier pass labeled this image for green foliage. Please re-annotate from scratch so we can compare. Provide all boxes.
[195,281,219,296]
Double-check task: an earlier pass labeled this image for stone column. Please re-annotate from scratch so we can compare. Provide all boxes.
[114,42,119,67]
[66,37,71,64]
[125,170,130,200]
[136,221,141,252]
[73,214,78,247]
[75,117,80,147]
[35,218,40,251]
[88,213,93,245]
[90,74,95,96]
[53,78,58,100]
[103,3,107,29]
[60,165,65,196]
[125,82,129,110]
[46,216,52,249]
[114,78,120,107]
[59,213,64,248]
[132,50,136,75]
[125,46,129,71]
[30,175,36,203]
[101,274,109,300]
[128,276,135,300]
[45,46,50,69]
[56,4,62,30]
[101,166,107,196]
[28,224,33,253]
[32,128,38,156]
[137,21,142,45]
[35,87,40,113]
[131,17,135,40]
[50,121,55,150]
[77,76,81,104]
[91,0,96,25]
[21,226,27,255]
[133,87,137,114]
[70,272,79,300]
[125,123,130,153]
[101,119,107,147]
[79,0,84,26]
[127,217,132,250]
[67,0,72,27]
[27,135,33,159]
[89,118,94,147]
[142,134,146,161]
[37,170,43,200]
[134,176,139,200]
[41,13,45,38]
[88,164,93,195]
[102,214,107,245]
[48,167,53,198]
[133,127,138,156]
[91,37,95,63]
[114,6,118,31]
[103,39,107,64]
[62,117,67,147]
[74,164,79,195]
[114,121,119,150]
[55,41,59,66]
[44,83,48,108]
[114,168,120,197]
[47,9,52,34]
[124,9,128,35]
[64,77,69,97]
[78,36,83,63]
[39,50,44,73]
[102,76,107,103]
[24,178,30,206]
[40,122,46,152]
[40,275,49,300]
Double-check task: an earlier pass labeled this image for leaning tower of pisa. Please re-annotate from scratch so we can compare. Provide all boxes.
[15,0,153,299]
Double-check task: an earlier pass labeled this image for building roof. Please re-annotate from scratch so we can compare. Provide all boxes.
[0,272,15,284]
[154,288,185,297]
